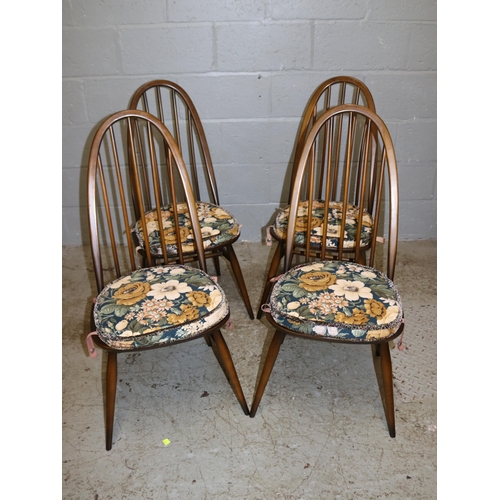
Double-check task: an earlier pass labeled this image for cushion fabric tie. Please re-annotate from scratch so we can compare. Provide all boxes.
[86,332,98,358]
[265,226,273,246]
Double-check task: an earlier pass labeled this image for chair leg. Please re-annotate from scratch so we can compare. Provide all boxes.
[212,256,221,276]
[210,330,250,415]
[249,330,286,417]
[256,241,284,320]
[357,249,367,266]
[379,341,396,438]
[207,332,229,382]
[222,244,254,320]
[105,351,118,450]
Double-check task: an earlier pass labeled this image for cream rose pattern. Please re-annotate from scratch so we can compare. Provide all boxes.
[94,265,229,349]
[134,201,241,257]
[269,260,403,341]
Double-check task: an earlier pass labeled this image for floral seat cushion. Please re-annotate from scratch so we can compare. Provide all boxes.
[134,201,241,257]
[268,261,403,341]
[94,265,229,350]
[273,200,373,250]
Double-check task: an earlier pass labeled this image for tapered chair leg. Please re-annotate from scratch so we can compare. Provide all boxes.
[222,244,254,320]
[208,332,230,382]
[213,256,221,276]
[379,341,396,438]
[210,330,250,415]
[250,330,286,417]
[256,241,285,320]
[105,351,118,451]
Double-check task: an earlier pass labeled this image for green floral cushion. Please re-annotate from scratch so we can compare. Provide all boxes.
[93,265,229,350]
[134,201,241,257]
[274,200,373,249]
[268,261,403,341]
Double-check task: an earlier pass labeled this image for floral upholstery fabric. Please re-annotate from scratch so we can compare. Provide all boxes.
[134,202,241,257]
[273,200,373,249]
[268,261,403,341]
[94,265,229,350]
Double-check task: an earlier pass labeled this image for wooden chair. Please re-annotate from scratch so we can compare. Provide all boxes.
[86,110,249,450]
[257,76,376,319]
[250,105,405,437]
[129,80,254,319]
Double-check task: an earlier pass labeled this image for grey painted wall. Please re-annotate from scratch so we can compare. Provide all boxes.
[62,0,437,245]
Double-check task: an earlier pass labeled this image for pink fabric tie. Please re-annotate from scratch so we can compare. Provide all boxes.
[86,332,98,358]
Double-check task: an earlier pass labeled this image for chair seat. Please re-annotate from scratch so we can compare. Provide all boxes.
[93,265,229,350]
[268,260,403,341]
[134,201,241,257]
[273,200,373,249]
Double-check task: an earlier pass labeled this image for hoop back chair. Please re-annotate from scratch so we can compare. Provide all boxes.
[129,80,254,319]
[257,76,376,318]
[86,110,249,450]
[250,105,405,437]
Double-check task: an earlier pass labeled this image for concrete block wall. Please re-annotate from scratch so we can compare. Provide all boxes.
[62,0,437,244]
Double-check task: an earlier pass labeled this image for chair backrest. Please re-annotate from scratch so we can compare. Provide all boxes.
[87,109,208,293]
[129,80,219,206]
[289,76,376,203]
[285,104,399,280]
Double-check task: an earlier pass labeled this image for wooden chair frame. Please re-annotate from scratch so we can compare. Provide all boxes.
[257,76,377,319]
[250,105,404,437]
[129,80,254,319]
[87,110,249,450]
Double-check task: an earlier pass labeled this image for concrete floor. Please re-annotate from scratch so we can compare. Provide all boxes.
[62,240,436,499]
